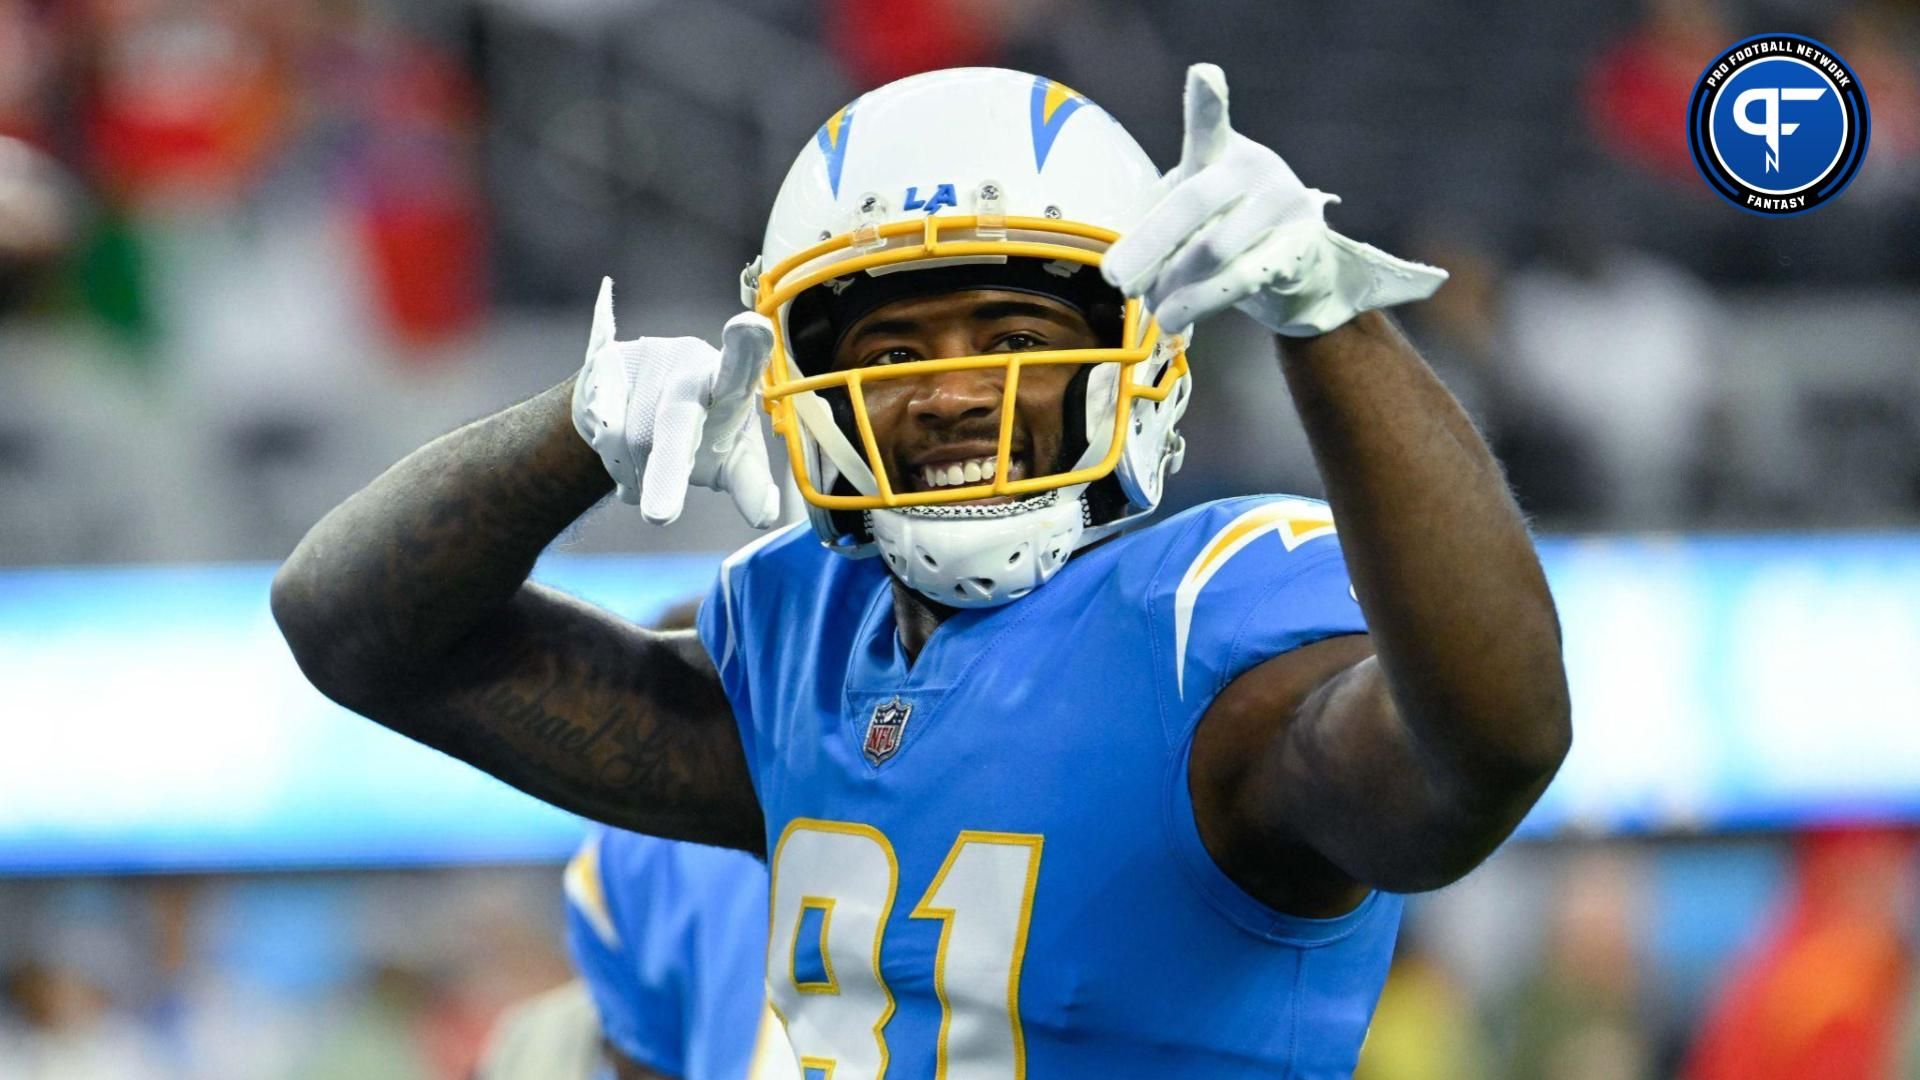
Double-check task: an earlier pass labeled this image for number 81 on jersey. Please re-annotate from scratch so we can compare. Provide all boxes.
[768,820,1045,1080]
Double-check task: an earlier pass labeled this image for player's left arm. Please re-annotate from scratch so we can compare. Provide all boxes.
[1197,315,1570,912]
[1107,64,1570,911]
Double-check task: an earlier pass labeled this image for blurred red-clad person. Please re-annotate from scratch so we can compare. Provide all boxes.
[1583,0,1729,188]
[304,1,487,349]
[74,0,295,205]
[68,0,484,347]
[1683,827,1916,1080]
[821,0,997,87]
[0,0,56,147]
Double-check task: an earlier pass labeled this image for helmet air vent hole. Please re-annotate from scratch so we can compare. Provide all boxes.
[1008,550,1023,566]
[919,550,939,570]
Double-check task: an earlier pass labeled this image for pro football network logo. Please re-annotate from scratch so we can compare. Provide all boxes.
[1688,34,1869,216]
[863,697,912,766]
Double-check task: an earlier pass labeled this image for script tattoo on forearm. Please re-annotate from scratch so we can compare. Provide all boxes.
[394,589,760,852]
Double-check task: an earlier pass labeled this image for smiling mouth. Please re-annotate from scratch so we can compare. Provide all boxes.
[904,452,1029,503]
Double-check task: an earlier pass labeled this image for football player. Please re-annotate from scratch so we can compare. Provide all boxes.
[274,64,1570,1077]
[479,599,791,1080]
[562,827,797,1080]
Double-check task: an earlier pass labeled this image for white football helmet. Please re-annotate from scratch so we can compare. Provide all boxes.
[743,67,1193,608]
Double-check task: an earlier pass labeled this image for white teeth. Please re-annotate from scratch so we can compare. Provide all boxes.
[919,456,1001,489]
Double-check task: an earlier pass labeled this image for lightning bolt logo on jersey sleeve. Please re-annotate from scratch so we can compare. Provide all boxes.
[1154,495,1366,732]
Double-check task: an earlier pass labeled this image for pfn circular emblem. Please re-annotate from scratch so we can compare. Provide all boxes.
[1688,34,1869,216]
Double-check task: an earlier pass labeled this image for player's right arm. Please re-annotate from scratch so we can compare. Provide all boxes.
[271,282,780,853]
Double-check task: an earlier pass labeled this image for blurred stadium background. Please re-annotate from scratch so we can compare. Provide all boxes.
[2,0,1918,1076]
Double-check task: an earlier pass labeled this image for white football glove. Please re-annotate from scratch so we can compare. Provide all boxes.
[1104,63,1448,337]
[572,277,781,527]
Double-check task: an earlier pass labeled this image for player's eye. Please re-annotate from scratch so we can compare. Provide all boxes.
[862,346,920,367]
[992,331,1048,352]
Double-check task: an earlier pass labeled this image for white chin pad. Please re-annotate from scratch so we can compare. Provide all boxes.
[868,490,1088,608]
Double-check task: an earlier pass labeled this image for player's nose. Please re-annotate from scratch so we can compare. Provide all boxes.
[906,331,1003,427]
[907,364,1003,428]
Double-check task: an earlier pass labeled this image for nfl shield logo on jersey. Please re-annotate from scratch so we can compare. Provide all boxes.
[863,698,912,766]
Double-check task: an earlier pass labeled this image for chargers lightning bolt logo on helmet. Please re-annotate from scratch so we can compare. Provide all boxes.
[1688,33,1869,216]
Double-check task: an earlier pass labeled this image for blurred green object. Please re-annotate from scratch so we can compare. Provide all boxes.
[71,205,153,352]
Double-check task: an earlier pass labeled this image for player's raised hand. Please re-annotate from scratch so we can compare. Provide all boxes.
[572,278,781,527]
[1103,63,1448,337]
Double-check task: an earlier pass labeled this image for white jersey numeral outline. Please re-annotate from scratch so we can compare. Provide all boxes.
[768,820,1045,1079]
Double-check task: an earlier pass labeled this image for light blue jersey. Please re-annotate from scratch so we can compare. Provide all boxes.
[565,827,798,1080]
[696,495,1402,1079]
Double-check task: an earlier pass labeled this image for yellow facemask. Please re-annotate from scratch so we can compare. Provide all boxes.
[754,212,1190,512]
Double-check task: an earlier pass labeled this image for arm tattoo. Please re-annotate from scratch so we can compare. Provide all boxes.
[274,380,763,852]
